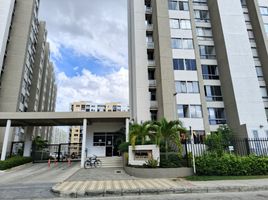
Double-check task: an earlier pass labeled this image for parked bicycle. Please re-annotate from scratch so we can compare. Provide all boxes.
[84,155,102,169]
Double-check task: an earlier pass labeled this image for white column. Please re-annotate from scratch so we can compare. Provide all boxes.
[1,120,11,161]
[23,127,32,157]
[125,118,129,142]
[81,119,87,168]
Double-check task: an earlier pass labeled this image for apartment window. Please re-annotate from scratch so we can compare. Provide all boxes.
[170,19,180,29]
[204,85,223,101]
[173,59,184,70]
[260,87,268,99]
[180,19,191,29]
[199,45,216,59]
[170,19,191,30]
[196,27,213,40]
[178,105,189,118]
[175,81,199,93]
[148,69,155,80]
[190,105,202,118]
[175,81,187,93]
[202,65,219,79]
[179,1,189,11]
[264,24,268,34]
[195,10,210,22]
[185,59,197,70]
[150,110,158,121]
[171,38,193,49]
[256,66,264,79]
[240,0,246,6]
[168,0,178,10]
[265,108,268,119]
[168,1,189,11]
[248,30,254,39]
[173,59,196,70]
[260,7,268,16]
[178,105,202,118]
[251,47,259,58]
[208,108,226,125]
[149,89,157,101]
[193,0,207,5]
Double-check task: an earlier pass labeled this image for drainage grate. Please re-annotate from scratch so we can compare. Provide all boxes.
[114,170,122,174]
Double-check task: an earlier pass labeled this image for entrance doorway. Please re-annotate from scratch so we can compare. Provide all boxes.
[93,132,125,157]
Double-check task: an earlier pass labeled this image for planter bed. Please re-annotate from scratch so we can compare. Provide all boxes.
[124,166,193,178]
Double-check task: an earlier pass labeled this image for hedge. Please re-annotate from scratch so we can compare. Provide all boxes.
[0,156,32,170]
[196,153,268,176]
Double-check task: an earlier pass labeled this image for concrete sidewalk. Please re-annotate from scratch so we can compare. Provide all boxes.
[52,168,268,198]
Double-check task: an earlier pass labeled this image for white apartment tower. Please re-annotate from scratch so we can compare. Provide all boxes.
[128,0,268,139]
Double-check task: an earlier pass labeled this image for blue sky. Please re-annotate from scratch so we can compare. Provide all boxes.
[39,0,129,111]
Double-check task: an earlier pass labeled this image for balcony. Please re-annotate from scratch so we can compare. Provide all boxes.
[149,80,156,87]
[145,6,152,14]
[148,59,156,67]
[146,24,153,32]
[150,101,158,109]
[147,42,154,49]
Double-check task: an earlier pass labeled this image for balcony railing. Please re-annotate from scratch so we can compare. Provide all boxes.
[149,80,156,87]
[150,101,158,109]
[145,7,152,14]
[147,42,154,49]
[146,24,153,31]
[148,60,156,67]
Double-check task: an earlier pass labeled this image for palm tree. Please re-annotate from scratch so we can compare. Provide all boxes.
[129,121,154,148]
[153,118,186,159]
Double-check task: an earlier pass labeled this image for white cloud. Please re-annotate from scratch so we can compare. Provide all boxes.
[39,0,128,68]
[56,67,129,111]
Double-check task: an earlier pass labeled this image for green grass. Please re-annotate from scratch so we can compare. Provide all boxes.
[185,175,268,181]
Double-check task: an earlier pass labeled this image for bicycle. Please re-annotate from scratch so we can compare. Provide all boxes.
[84,155,102,169]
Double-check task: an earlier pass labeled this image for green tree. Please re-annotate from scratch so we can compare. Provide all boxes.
[152,118,186,159]
[32,136,48,151]
[129,121,154,148]
[205,125,233,155]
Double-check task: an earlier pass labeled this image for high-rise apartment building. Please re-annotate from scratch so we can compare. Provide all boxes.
[128,0,268,139]
[0,0,57,153]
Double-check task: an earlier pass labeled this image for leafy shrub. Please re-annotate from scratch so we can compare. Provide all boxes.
[196,153,268,176]
[118,142,130,153]
[0,156,32,170]
[144,159,158,168]
[160,153,188,168]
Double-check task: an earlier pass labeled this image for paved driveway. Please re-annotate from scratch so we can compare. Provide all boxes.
[0,162,80,185]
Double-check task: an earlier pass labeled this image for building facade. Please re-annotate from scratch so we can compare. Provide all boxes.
[0,0,56,154]
[128,0,268,139]
[69,101,129,157]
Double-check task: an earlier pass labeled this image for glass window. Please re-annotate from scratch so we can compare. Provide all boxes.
[173,59,184,70]
[204,85,223,101]
[190,105,202,118]
[202,65,219,79]
[180,19,191,29]
[179,1,189,11]
[260,7,268,16]
[168,0,178,10]
[175,81,187,93]
[185,59,196,70]
[171,38,183,49]
[183,39,193,49]
[187,81,199,93]
[264,24,268,34]
[260,87,268,98]
[170,19,180,29]
[199,45,216,59]
[195,10,210,22]
[256,66,264,78]
[178,105,189,118]
[208,108,226,125]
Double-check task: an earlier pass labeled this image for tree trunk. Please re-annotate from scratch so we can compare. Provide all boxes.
[165,140,168,159]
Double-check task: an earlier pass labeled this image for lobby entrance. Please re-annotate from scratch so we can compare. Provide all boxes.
[93,132,125,157]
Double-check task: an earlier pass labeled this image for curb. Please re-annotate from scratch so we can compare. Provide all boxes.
[51,184,268,197]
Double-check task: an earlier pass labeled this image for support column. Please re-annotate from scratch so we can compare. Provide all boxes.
[1,120,11,161]
[125,118,129,142]
[23,127,32,157]
[81,119,87,168]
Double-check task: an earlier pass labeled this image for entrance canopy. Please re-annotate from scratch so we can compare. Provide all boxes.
[0,112,130,127]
